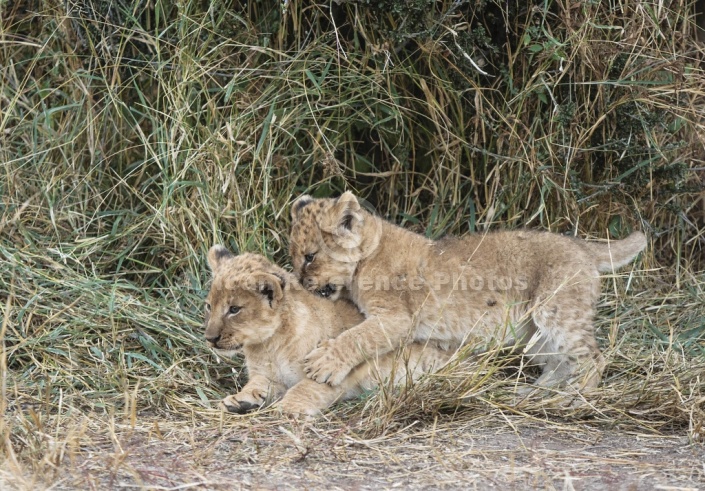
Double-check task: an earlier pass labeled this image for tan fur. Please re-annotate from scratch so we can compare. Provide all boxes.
[204,246,451,417]
[289,192,647,391]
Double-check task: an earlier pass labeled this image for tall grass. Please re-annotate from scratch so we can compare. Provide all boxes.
[1,0,704,482]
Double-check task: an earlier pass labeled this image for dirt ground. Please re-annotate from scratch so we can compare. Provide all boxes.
[3,412,703,491]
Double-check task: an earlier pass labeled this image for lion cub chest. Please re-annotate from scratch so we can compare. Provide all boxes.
[274,355,306,389]
[244,343,309,390]
[245,296,354,390]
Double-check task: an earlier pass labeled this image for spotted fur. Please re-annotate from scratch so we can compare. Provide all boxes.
[289,192,647,392]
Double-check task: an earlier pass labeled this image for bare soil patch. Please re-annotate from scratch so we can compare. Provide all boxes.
[4,413,702,491]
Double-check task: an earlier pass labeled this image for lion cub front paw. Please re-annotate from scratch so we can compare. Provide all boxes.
[303,341,350,386]
[221,394,264,414]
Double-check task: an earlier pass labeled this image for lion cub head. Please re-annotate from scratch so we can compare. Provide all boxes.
[204,246,292,355]
[289,192,380,301]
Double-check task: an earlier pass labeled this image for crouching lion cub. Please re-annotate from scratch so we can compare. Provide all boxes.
[204,246,451,417]
[289,192,647,392]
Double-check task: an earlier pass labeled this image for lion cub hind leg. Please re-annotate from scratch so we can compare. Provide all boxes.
[278,379,347,419]
[342,343,453,403]
[221,374,284,414]
[526,290,605,391]
[370,342,453,388]
[279,344,453,419]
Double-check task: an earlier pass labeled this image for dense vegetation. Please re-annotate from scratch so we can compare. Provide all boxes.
[1,0,704,480]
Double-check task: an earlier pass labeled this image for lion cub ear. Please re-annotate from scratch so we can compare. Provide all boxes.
[332,191,362,232]
[291,195,313,220]
[207,245,234,272]
[250,273,285,308]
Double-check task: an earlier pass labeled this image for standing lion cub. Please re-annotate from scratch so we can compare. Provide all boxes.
[204,246,451,417]
[289,192,647,392]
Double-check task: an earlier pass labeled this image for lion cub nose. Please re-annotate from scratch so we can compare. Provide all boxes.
[206,335,221,344]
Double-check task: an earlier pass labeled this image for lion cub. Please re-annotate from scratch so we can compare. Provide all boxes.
[289,192,647,392]
[204,245,451,417]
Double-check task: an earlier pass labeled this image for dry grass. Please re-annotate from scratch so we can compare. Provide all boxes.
[1,0,704,488]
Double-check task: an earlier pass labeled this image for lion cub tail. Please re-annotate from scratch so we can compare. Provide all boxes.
[584,231,647,272]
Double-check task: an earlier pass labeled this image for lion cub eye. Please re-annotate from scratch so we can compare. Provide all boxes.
[304,253,315,264]
[205,302,211,312]
[228,306,241,315]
